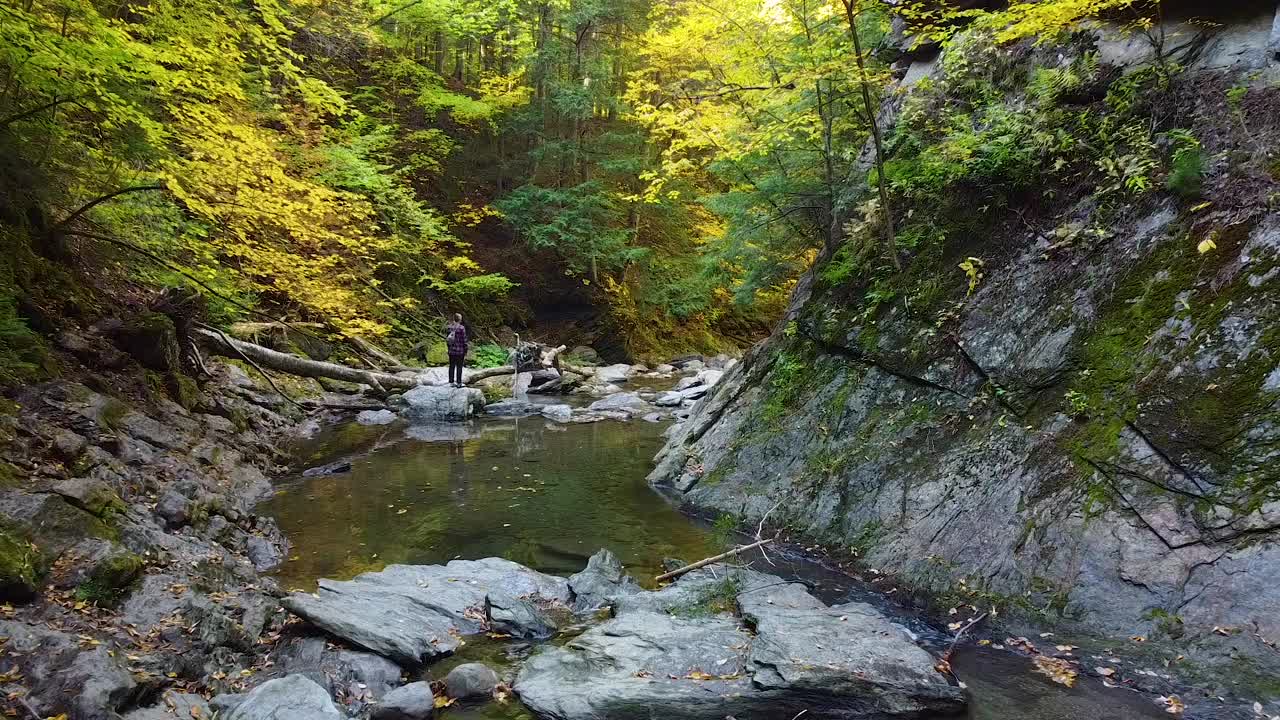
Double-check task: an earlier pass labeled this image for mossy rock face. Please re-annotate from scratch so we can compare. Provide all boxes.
[114,311,179,371]
[89,551,143,592]
[479,378,513,403]
[0,526,39,602]
[166,371,200,410]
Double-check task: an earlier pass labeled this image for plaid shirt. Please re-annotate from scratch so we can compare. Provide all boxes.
[446,322,468,356]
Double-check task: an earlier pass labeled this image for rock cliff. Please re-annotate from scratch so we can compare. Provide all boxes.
[652,3,1280,693]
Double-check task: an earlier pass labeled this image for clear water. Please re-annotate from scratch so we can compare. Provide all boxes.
[263,417,720,592]
[263,415,1170,720]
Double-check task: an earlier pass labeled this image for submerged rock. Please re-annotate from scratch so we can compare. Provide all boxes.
[281,558,570,666]
[302,460,352,477]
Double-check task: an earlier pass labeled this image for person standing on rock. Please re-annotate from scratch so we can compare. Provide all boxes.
[446,313,469,388]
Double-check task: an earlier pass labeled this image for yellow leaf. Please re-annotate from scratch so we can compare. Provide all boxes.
[1197,238,1217,254]
[434,696,455,709]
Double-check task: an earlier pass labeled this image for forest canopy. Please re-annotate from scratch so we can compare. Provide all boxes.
[0,0,1150,359]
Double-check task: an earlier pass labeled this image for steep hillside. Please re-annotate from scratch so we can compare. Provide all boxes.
[652,5,1280,693]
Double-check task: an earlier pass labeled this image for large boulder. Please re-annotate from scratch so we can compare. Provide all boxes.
[401,385,485,421]
[514,566,964,720]
[282,558,571,666]
[226,674,344,720]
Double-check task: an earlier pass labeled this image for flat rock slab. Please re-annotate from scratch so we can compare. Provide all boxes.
[283,558,571,666]
[515,567,964,720]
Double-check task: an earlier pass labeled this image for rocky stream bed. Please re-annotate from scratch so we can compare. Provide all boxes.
[0,337,1262,720]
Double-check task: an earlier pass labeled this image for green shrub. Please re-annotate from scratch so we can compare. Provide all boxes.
[470,343,510,368]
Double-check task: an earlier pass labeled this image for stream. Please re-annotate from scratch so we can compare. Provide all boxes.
[262,410,1170,720]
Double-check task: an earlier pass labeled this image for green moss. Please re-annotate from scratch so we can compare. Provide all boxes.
[0,525,40,601]
[848,520,885,555]
[99,397,130,431]
[480,382,512,403]
[167,371,200,409]
[668,573,743,618]
[77,552,144,606]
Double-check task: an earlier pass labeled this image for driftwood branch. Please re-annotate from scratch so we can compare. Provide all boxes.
[942,612,989,662]
[654,539,774,583]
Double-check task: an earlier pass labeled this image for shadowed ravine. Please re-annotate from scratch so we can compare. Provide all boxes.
[263,415,1171,720]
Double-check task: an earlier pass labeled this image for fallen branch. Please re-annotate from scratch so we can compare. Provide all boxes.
[654,539,774,583]
[194,328,417,390]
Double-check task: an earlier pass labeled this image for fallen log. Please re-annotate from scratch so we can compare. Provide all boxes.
[653,539,774,583]
[194,327,418,391]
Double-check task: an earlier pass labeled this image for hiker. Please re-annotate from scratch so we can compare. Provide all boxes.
[446,313,468,388]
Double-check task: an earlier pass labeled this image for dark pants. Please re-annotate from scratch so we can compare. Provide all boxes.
[448,354,465,385]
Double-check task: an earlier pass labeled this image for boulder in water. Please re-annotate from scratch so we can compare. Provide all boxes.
[371,681,435,720]
[594,363,636,384]
[356,409,397,425]
[567,549,640,612]
[484,399,545,417]
[540,404,573,423]
[401,385,485,421]
[654,391,684,407]
[444,662,501,699]
[587,392,649,414]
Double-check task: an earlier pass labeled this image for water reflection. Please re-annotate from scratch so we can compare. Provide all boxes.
[264,417,721,590]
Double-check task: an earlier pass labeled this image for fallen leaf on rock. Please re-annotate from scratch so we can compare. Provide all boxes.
[434,696,455,709]
[1158,695,1185,715]
[1055,645,1076,653]
[1096,667,1116,677]
[1032,656,1078,687]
